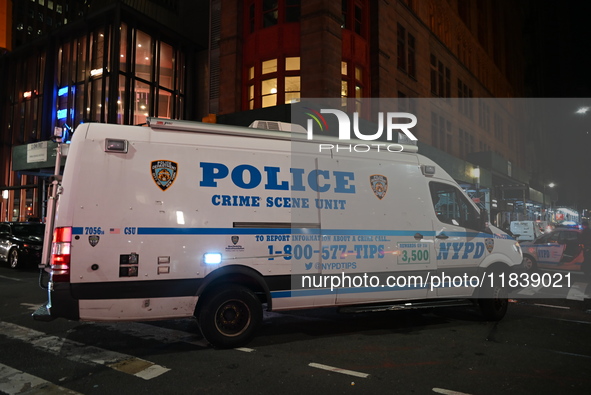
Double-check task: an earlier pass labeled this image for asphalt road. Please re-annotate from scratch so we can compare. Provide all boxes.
[1,265,590,394]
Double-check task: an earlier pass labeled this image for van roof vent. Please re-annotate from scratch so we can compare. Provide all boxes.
[260,121,280,130]
[249,120,306,134]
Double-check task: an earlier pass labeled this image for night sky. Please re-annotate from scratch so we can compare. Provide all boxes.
[524,0,591,211]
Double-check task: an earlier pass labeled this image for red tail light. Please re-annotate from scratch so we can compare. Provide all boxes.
[50,226,72,282]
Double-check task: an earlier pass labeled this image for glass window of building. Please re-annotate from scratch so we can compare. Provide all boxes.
[263,0,278,27]
[135,30,153,81]
[341,60,366,112]
[285,0,300,22]
[285,56,299,71]
[285,76,300,104]
[247,0,301,33]
[245,57,300,109]
[342,0,367,37]
[55,23,185,130]
[262,58,277,74]
[261,78,277,108]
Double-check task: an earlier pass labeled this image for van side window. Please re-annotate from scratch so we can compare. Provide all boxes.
[429,182,479,229]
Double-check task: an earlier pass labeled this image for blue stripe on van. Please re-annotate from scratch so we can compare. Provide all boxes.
[71,226,512,239]
[271,284,431,299]
[135,228,436,236]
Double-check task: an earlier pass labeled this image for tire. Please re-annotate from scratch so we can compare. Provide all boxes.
[198,285,263,348]
[522,254,537,273]
[8,249,20,269]
[478,282,508,321]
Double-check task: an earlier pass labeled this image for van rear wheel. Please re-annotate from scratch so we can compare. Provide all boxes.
[198,285,262,348]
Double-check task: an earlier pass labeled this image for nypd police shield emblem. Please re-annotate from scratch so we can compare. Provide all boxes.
[484,238,494,253]
[370,174,388,200]
[89,235,99,247]
[232,236,239,245]
[151,160,178,191]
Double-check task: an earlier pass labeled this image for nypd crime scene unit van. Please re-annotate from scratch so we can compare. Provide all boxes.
[34,117,523,348]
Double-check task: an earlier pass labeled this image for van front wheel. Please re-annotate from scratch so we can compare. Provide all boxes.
[478,284,508,321]
[198,286,262,348]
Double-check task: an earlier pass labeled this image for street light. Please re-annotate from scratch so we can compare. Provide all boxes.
[471,166,481,205]
[471,166,480,189]
[542,182,555,222]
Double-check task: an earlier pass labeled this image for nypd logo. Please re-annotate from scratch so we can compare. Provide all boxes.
[88,235,99,247]
[225,236,244,252]
[151,160,178,191]
[370,174,388,200]
[485,238,494,253]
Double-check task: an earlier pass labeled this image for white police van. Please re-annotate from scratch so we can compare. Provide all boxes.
[34,118,522,348]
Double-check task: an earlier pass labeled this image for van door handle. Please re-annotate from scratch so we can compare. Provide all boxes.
[414,233,423,240]
[436,233,449,239]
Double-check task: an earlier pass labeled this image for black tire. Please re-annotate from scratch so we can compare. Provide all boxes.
[478,282,508,321]
[198,285,263,348]
[8,249,20,269]
[521,254,537,273]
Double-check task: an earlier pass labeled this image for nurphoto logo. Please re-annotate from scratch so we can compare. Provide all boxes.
[304,108,418,153]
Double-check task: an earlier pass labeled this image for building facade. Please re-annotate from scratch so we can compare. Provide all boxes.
[0,0,208,222]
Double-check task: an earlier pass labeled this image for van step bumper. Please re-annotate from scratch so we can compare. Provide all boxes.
[32,304,56,322]
[338,299,474,314]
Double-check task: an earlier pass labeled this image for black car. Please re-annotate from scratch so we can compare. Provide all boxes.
[0,222,45,269]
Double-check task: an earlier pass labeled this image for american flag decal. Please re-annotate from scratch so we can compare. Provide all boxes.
[110,228,120,234]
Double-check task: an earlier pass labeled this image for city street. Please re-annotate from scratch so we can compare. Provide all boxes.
[1,266,590,394]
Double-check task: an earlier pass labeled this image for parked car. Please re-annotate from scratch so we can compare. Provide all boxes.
[0,222,45,269]
[520,228,583,272]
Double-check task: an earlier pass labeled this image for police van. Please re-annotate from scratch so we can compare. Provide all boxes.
[34,118,522,348]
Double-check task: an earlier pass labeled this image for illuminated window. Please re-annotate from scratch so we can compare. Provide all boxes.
[135,30,153,81]
[285,57,300,71]
[55,24,184,128]
[248,84,255,109]
[285,76,300,103]
[261,78,277,108]
[244,56,300,109]
[262,59,277,74]
[341,61,366,112]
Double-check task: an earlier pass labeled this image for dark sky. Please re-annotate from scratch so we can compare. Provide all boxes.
[524,1,591,210]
